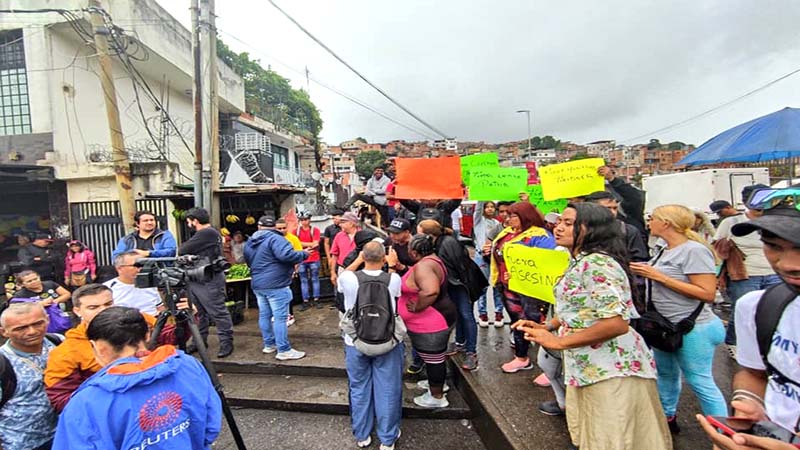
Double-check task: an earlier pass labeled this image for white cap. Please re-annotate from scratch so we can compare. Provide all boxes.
[544,212,561,224]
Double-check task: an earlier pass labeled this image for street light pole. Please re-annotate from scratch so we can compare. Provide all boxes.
[516,109,531,159]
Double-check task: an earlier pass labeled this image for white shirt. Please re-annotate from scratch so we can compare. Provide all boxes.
[736,289,800,433]
[103,277,161,315]
[337,269,401,346]
[451,208,462,236]
[714,215,775,276]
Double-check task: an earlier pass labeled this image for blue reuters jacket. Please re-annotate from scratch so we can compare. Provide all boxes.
[52,346,221,450]
[243,229,308,290]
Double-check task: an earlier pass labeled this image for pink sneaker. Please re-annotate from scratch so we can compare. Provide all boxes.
[533,373,551,387]
[501,358,533,373]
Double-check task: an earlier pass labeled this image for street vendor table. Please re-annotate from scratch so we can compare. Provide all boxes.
[225,277,252,309]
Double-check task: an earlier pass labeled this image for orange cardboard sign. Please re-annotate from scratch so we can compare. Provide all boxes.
[394,156,464,200]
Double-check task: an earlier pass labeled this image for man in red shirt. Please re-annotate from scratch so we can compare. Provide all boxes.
[329,212,361,288]
[296,212,322,310]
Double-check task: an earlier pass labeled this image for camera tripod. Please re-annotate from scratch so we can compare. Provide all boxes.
[149,288,247,450]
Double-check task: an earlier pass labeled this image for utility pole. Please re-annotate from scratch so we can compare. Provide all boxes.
[191,0,203,209]
[199,0,220,226]
[516,109,532,159]
[88,1,136,231]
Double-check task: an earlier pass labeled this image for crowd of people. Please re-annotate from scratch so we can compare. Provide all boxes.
[1,161,799,450]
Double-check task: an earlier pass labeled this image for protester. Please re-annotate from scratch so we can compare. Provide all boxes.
[598,165,647,239]
[450,207,463,237]
[485,202,556,373]
[496,201,512,227]
[630,204,727,433]
[11,270,71,333]
[322,209,343,271]
[691,209,716,244]
[399,234,456,408]
[339,242,404,450]
[344,166,391,227]
[418,219,485,371]
[63,240,96,288]
[296,212,322,310]
[713,186,781,358]
[0,303,59,450]
[400,196,463,229]
[230,231,246,264]
[52,306,222,450]
[18,233,56,282]
[696,189,800,450]
[104,251,162,315]
[180,207,234,358]
[244,216,309,361]
[709,200,739,227]
[472,201,504,328]
[385,178,399,222]
[111,210,177,260]
[330,212,361,290]
[386,218,415,276]
[520,202,671,450]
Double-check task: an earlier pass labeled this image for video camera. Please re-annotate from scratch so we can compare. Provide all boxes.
[134,255,231,289]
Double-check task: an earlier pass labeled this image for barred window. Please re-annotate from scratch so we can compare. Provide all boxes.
[0,29,32,135]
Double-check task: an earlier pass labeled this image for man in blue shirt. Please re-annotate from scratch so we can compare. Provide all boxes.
[0,303,58,450]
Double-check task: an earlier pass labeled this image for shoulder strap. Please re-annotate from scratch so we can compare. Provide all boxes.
[0,352,16,409]
[45,333,64,346]
[756,283,797,368]
[645,247,666,313]
[422,256,448,286]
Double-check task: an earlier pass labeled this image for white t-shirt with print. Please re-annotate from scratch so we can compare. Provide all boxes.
[103,278,161,315]
[736,289,800,434]
[337,269,401,346]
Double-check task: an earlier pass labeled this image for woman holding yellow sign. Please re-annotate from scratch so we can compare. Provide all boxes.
[518,203,671,450]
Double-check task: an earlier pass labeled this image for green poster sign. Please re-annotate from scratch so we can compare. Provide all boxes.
[467,167,528,201]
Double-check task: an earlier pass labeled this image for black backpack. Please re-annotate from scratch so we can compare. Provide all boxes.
[755,282,799,389]
[0,333,63,409]
[353,271,394,345]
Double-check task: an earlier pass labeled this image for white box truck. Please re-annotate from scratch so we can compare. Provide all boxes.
[643,168,770,214]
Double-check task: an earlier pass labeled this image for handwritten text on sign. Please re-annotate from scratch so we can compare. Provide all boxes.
[524,185,568,214]
[460,152,499,185]
[504,245,570,304]
[538,158,605,201]
[467,167,527,201]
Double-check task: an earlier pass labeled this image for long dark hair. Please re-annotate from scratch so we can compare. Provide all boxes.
[570,202,636,294]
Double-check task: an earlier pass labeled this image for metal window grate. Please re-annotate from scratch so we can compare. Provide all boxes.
[0,29,31,135]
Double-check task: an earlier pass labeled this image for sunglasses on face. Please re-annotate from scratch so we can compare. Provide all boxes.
[746,188,800,211]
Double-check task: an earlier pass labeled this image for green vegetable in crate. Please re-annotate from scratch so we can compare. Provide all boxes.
[226,263,250,280]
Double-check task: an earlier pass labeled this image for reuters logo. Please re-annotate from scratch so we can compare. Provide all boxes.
[138,391,183,432]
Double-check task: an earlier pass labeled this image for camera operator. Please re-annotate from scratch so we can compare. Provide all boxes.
[179,207,234,358]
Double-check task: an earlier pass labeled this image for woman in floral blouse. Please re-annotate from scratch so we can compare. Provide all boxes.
[519,203,671,450]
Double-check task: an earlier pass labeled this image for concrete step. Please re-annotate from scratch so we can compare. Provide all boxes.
[220,372,472,420]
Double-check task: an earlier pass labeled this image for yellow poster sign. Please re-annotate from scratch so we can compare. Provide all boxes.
[504,245,570,304]
[539,158,605,201]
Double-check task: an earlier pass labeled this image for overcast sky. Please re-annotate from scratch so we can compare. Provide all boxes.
[155,0,800,147]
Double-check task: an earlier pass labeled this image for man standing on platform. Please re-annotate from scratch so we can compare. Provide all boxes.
[344,167,391,227]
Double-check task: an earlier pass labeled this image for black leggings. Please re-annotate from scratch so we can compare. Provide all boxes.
[497,285,548,359]
[409,328,452,389]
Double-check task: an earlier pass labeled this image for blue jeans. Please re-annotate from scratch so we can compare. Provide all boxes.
[298,261,321,300]
[345,344,404,445]
[653,317,727,417]
[725,274,782,345]
[450,285,477,354]
[473,252,501,316]
[254,287,293,352]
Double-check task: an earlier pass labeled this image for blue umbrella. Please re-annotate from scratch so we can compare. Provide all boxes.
[678,107,800,166]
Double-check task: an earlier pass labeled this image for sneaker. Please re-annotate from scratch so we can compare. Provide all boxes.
[299,302,311,312]
[416,379,450,393]
[501,358,533,373]
[445,342,465,356]
[462,352,479,371]
[533,373,551,387]
[356,435,372,448]
[286,315,296,327]
[538,400,565,416]
[478,314,489,328]
[667,415,680,434]
[275,348,306,361]
[406,360,425,375]
[494,312,505,328]
[217,341,234,359]
[313,298,323,309]
[379,430,401,450]
[262,345,277,354]
[727,344,737,360]
[413,391,449,408]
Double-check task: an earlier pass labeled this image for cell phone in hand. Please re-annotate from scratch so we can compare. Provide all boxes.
[706,416,755,437]
[707,416,800,447]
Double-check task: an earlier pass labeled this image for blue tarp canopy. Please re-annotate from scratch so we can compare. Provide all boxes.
[678,107,800,166]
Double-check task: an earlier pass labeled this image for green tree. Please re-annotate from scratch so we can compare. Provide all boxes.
[647,139,662,149]
[354,151,386,179]
[540,135,559,149]
[568,152,591,161]
[667,141,686,150]
[355,137,368,144]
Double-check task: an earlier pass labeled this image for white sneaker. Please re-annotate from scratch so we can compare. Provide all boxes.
[276,348,306,361]
[413,391,449,408]
[379,430,401,450]
[262,345,277,354]
[416,379,450,393]
[286,315,296,327]
[356,435,371,448]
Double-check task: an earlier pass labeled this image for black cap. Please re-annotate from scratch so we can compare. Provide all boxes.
[257,216,276,227]
[386,218,411,234]
[742,184,771,205]
[298,212,311,220]
[709,200,732,213]
[34,233,52,241]
[354,230,379,248]
[732,206,800,246]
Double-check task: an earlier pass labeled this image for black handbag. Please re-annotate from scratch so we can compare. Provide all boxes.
[634,248,705,353]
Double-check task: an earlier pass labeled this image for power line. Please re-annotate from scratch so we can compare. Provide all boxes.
[620,65,800,144]
[265,0,450,140]
[216,28,437,140]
